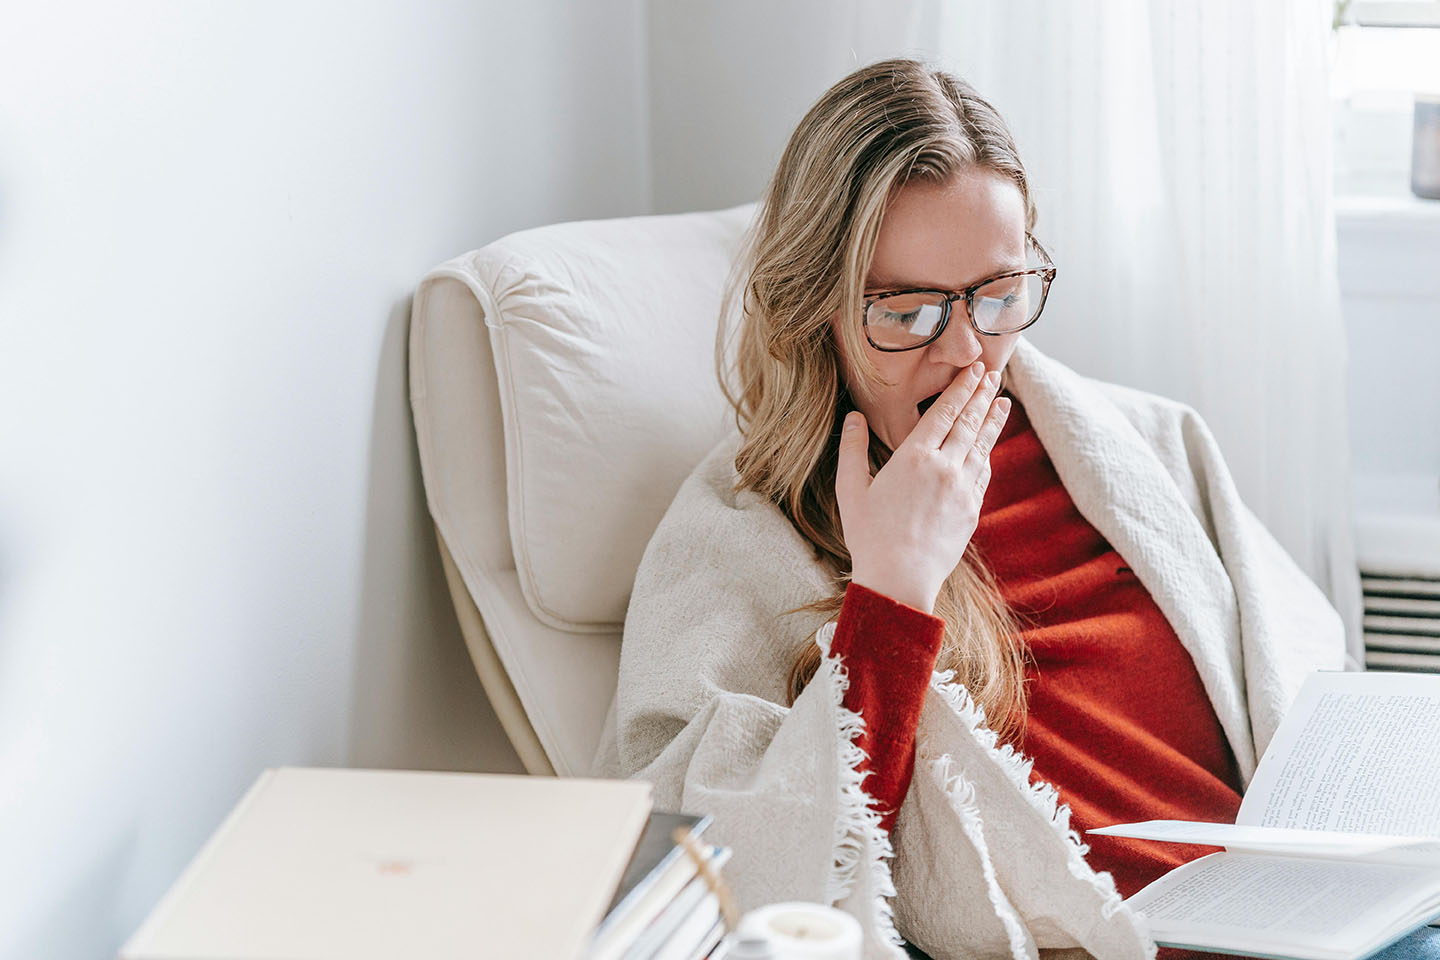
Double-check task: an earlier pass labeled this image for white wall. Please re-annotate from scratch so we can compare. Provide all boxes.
[0,2,648,957]
[1336,200,1440,519]
[645,0,923,213]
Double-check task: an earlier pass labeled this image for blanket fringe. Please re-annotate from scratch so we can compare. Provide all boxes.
[815,621,906,956]
[932,754,1038,960]
[928,668,1153,953]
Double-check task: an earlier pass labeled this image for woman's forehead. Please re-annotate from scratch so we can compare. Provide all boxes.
[867,170,1027,290]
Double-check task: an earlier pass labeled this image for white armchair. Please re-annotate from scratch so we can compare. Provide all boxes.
[408,205,754,776]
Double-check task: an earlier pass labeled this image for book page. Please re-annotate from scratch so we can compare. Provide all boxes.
[1129,852,1440,951]
[1238,672,1440,836]
[1089,820,1440,865]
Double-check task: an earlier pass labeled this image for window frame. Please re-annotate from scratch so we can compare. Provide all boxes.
[1342,1,1440,29]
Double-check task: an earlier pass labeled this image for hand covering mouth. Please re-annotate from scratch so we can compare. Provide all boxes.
[917,391,944,416]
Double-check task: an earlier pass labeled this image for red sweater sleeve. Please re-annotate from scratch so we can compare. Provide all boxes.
[827,582,946,834]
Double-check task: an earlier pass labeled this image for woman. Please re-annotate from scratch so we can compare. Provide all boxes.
[591,59,1345,959]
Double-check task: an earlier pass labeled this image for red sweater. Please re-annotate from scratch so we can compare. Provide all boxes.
[826,395,1244,906]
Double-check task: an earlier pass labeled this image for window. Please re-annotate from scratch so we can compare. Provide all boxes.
[1332,1,1440,195]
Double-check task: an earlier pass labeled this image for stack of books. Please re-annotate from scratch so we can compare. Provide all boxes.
[584,813,733,960]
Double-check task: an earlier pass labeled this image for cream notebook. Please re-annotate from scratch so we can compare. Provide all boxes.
[121,766,653,960]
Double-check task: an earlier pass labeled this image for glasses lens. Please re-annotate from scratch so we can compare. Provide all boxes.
[970,272,1046,334]
[865,292,949,349]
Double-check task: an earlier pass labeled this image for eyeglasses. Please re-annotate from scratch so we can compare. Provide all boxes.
[860,236,1056,352]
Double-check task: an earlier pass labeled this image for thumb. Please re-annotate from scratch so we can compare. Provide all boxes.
[834,410,872,510]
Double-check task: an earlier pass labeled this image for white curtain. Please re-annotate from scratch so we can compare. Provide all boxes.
[897,0,1363,657]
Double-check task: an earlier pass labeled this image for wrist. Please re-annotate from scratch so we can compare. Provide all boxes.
[847,572,937,615]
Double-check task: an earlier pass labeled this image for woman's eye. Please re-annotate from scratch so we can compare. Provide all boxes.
[976,293,1021,316]
[880,307,922,326]
[869,296,946,336]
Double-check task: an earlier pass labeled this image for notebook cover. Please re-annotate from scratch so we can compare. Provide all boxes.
[121,767,652,960]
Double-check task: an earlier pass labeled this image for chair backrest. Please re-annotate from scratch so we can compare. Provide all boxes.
[409,204,755,776]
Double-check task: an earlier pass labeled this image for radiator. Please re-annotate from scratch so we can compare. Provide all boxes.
[1356,507,1440,673]
[1363,574,1440,672]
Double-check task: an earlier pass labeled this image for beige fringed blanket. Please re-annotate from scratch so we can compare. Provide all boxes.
[590,338,1346,960]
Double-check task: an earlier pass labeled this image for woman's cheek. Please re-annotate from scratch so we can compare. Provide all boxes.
[981,335,1020,373]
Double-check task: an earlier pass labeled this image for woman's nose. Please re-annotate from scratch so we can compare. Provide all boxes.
[928,308,982,367]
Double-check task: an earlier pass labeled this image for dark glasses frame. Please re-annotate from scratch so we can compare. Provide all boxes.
[860,235,1057,352]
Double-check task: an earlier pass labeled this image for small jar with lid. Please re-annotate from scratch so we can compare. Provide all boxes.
[1413,94,1440,200]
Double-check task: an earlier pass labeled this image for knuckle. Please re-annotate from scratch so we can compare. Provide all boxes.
[930,461,961,492]
[932,401,964,424]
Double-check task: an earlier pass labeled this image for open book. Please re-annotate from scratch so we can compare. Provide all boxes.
[1091,671,1440,960]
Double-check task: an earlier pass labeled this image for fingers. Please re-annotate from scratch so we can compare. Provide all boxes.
[834,410,872,511]
[907,361,987,450]
[941,369,1003,455]
[971,456,993,502]
[961,396,1011,477]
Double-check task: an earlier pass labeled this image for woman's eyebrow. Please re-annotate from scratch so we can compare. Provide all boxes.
[867,258,1026,291]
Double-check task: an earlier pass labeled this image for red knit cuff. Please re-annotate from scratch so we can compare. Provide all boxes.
[829,582,946,668]
[829,582,946,834]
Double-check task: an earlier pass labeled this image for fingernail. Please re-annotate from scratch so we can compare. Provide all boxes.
[972,361,985,378]
[986,370,1001,387]
[844,412,860,431]
[998,397,1012,414]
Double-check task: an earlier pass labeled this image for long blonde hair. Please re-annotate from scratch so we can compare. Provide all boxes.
[717,58,1034,741]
